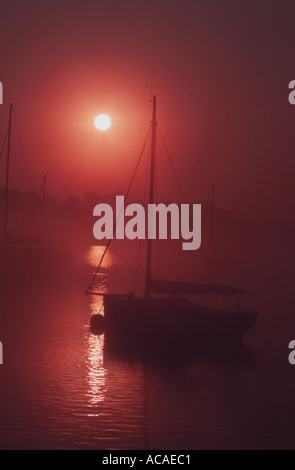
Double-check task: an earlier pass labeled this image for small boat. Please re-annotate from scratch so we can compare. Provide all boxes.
[87,96,257,347]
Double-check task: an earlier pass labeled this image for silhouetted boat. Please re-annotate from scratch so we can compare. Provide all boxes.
[87,96,257,346]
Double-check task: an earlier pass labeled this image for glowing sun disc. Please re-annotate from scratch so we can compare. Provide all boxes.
[94,114,111,131]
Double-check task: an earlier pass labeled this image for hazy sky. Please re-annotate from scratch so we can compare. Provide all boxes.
[1,0,295,223]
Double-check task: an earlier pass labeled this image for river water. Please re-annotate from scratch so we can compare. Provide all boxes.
[0,243,295,450]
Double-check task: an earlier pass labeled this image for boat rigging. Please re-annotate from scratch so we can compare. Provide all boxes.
[86,96,258,346]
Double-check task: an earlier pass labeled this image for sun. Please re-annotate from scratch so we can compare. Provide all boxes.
[94,114,111,131]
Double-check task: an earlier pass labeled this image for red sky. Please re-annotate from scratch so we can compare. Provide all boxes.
[1,0,295,223]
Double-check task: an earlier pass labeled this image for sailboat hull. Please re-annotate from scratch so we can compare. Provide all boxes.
[97,296,257,347]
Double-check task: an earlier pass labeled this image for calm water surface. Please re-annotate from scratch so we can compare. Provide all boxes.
[0,245,295,449]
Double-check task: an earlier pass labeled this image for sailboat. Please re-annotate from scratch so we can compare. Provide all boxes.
[1,104,46,248]
[87,96,257,347]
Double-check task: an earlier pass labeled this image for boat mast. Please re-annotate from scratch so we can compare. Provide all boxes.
[144,95,157,299]
[4,104,13,247]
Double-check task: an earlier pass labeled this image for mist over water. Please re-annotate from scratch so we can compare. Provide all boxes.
[1,0,295,451]
[0,222,294,449]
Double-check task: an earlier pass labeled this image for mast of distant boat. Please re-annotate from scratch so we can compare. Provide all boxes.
[4,104,13,247]
[144,95,157,300]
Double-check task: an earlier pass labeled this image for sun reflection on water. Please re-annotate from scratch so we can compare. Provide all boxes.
[85,245,113,270]
[84,245,116,416]
[85,245,114,315]
[85,332,106,414]
[88,295,104,317]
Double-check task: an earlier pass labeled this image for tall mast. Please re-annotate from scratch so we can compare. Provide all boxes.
[144,95,157,299]
[4,104,13,247]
